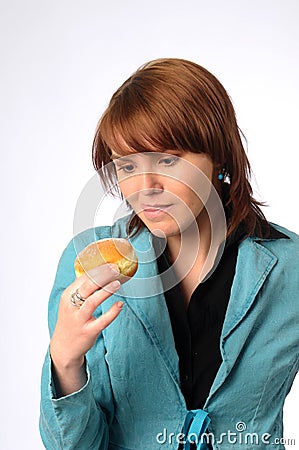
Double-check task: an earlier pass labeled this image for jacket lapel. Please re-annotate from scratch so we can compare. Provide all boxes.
[206,238,278,402]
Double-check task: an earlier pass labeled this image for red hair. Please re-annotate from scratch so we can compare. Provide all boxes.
[92,58,268,237]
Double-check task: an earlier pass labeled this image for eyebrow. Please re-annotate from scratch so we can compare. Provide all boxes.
[111,150,181,160]
[110,154,133,161]
[111,149,180,159]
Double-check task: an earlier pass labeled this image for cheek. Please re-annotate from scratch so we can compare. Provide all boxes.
[118,179,143,214]
[118,179,136,199]
[172,178,209,210]
[182,191,204,219]
[190,173,213,205]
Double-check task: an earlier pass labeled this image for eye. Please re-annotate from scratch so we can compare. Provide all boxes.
[114,162,136,174]
[159,155,179,167]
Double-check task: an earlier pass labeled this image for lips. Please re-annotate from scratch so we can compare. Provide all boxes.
[140,203,173,219]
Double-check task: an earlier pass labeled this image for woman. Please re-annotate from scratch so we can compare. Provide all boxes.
[40,59,299,450]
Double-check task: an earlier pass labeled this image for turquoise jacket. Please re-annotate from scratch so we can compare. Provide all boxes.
[40,218,299,450]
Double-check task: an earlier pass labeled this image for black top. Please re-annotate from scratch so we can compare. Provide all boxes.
[154,222,288,448]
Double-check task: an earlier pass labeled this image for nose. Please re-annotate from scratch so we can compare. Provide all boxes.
[137,171,164,195]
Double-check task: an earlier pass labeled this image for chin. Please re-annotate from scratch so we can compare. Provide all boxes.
[142,215,195,239]
[137,213,174,237]
[150,226,180,239]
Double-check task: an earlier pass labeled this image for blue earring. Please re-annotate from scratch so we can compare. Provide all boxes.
[217,170,225,181]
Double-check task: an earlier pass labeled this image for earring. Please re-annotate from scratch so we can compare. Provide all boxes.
[217,169,225,181]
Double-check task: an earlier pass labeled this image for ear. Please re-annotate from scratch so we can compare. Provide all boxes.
[212,164,226,196]
[212,163,222,179]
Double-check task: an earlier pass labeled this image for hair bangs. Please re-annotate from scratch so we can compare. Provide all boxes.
[98,72,208,158]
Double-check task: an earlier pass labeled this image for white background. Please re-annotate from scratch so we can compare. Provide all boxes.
[1,1,298,449]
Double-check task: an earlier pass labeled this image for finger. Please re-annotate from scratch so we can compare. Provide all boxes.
[79,280,121,319]
[87,300,124,336]
[68,263,120,299]
[86,263,120,288]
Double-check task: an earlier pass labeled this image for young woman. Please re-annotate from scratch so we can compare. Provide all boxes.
[40,58,299,450]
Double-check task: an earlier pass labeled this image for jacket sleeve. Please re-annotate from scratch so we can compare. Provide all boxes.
[39,236,112,450]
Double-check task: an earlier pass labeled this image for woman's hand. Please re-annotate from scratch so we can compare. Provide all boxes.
[50,263,122,396]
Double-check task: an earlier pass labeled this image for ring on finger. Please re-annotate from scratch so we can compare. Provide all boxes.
[70,289,86,308]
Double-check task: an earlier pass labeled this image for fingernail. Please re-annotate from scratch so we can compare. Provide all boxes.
[108,263,120,275]
[111,280,121,290]
[116,301,124,308]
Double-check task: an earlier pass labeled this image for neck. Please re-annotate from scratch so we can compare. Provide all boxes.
[166,208,216,283]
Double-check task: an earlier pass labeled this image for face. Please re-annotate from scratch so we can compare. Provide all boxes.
[111,150,217,238]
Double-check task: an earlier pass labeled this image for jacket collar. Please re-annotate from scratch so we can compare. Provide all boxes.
[225,220,289,251]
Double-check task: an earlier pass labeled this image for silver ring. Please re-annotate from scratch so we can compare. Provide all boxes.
[70,289,86,307]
